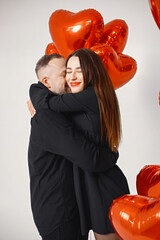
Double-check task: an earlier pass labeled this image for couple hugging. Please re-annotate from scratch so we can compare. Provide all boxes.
[27,48,130,240]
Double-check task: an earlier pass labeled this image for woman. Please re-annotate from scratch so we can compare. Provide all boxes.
[30,48,130,240]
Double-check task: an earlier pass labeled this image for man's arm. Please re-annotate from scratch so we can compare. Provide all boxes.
[30,110,118,173]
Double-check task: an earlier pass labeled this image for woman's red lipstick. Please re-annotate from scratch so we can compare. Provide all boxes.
[70,82,81,87]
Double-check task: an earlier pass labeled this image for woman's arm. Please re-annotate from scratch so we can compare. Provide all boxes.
[30,81,98,113]
[27,99,36,117]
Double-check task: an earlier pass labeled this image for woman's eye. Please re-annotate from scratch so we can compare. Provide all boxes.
[66,71,72,74]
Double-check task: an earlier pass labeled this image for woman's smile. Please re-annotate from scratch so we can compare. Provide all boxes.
[70,82,81,87]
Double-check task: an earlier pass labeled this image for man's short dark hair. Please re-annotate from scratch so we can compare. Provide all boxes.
[35,53,64,77]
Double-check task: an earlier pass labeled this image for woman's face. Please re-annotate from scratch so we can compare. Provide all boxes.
[66,56,84,93]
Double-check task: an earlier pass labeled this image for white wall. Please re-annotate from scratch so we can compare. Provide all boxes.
[0,0,160,239]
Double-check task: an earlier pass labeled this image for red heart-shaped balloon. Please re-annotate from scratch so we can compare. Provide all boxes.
[45,42,60,55]
[49,9,104,58]
[149,0,160,30]
[109,194,160,240]
[136,165,160,198]
[91,44,137,89]
[100,19,128,53]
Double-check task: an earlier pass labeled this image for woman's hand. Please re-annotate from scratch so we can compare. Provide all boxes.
[27,99,36,118]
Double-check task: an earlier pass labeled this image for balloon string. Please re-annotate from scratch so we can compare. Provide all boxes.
[159,92,160,105]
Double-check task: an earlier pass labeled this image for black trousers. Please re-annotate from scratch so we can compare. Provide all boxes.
[42,216,88,240]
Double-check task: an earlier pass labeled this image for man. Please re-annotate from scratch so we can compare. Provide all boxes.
[28,54,117,240]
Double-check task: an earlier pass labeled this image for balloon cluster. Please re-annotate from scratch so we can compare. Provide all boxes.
[109,165,160,240]
[45,9,137,89]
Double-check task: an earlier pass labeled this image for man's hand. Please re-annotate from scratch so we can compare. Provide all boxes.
[27,99,36,117]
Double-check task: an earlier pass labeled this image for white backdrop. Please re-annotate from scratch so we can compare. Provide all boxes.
[0,0,160,239]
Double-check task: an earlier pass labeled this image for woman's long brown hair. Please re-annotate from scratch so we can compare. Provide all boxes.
[66,48,121,152]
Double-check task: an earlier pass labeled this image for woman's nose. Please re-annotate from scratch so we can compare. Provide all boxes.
[70,71,77,80]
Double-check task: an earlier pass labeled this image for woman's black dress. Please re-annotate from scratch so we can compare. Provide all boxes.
[31,82,130,235]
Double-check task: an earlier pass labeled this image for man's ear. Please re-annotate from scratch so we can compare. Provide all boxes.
[41,77,50,89]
